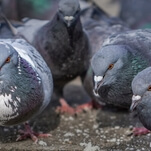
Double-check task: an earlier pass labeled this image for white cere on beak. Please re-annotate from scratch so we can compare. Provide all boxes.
[132,95,141,101]
[93,89,100,97]
[64,16,74,21]
[94,76,103,83]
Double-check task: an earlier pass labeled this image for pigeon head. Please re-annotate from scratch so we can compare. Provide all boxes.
[131,67,151,130]
[0,42,18,76]
[58,0,80,27]
[91,45,128,96]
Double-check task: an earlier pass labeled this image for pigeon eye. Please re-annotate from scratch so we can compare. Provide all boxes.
[5,57,11,63]
[148,86,151,91]
[108,64,114,70]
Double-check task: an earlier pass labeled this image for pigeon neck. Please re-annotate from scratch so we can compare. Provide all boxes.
[66,17,83,47]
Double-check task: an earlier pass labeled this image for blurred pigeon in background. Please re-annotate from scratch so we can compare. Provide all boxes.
[91,29,151,109]
[119,0,151,29]
[0,38,53,142]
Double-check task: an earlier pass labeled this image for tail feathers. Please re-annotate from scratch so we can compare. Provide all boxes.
[0,13,18,35]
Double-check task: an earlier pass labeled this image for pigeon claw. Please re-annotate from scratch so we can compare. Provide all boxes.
[133,127,150,136]
[56,98,77,115]
[75,100,102,112]
[16,122,51,143]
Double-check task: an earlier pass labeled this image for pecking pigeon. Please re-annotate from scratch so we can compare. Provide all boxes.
[0,38,53,142]
[91,29,151,108]
[80,3,129,108]
[130,67,151,135]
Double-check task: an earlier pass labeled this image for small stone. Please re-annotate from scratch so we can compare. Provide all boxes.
[110,116,116,120]
[129,125,134,130]
[64,132,75,137]
[4,128,9,132]
[110,138,116,142]
[76,129,82,133]
[38,140,47,146]
[93,125,98,129]
[125,130,133,136]
[68,116,74,121]
[114,126,120,129]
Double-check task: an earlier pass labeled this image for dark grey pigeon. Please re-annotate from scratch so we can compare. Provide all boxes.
[0,39,53,142]
[18,0,90,110]
[91,29,151,108]
[130,67,151,134]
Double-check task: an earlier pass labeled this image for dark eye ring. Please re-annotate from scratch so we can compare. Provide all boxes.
[5,57,11,63]
[148,86,151,91]
[108,64,114,70]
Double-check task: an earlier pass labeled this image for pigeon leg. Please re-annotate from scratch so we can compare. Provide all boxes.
[16,122,51,143]
[56,98,77,115]
[75,100,102,112]
[133,127,150,136]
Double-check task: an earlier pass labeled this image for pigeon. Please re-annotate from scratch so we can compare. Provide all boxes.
[0,0,91,114]
[0,38,53,142]
[119,0,151,29]
[78,3,129,109]
[130,67,151,135]
[91,29,151,108]
[18,0,91,113]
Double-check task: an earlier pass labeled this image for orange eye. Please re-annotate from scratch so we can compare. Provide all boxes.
[108,64,114,70]
[5,57,11,63]
[148,86,151,91]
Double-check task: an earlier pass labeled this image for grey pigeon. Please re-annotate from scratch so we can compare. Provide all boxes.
[17,0,90,111]
[80,4,129,105]
[0,38,53,141]
[91,29,151,108]
[130,67,151,134]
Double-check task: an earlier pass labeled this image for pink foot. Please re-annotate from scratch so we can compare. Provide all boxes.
[56,98,76,115]
[75,100,102,112]
[133,127,150,136]
[16,122,51,143]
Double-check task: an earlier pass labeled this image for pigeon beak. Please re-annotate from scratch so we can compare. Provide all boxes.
[93,75,103,96]
[64,16,74,27]
[130,95,142,111]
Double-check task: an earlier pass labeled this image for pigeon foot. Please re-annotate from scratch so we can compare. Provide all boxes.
[56,98,76,115]
[75,100,102,112]
[133,127,150,136]
[16,122,51,143]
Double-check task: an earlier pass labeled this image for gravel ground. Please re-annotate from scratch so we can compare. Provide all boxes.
[0,78,151,151]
